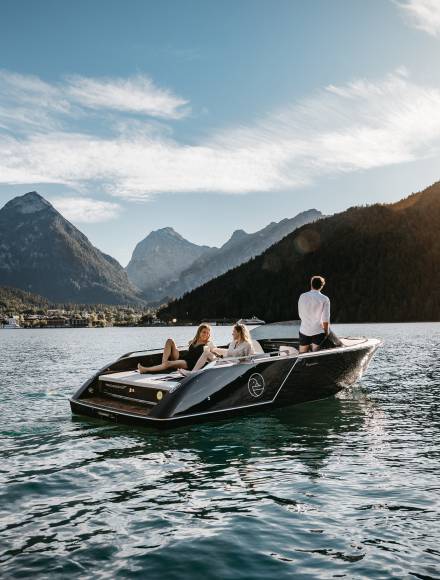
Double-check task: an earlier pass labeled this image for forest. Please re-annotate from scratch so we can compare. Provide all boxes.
[160,182,440,323]
[0,286,49,314]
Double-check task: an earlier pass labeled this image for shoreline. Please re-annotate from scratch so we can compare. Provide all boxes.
[2,320,440,330]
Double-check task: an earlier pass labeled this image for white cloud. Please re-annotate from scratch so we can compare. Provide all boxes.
[0,70,188,132]
[397,0,440,36]
[65,74,189,119]
[49,196,122,223]
[0,70,73,133]
[1,69,440,198]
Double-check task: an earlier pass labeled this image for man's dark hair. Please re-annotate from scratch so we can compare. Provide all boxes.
[311,276,325,290]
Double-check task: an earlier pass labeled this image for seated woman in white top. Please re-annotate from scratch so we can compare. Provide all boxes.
[179,322,255,375]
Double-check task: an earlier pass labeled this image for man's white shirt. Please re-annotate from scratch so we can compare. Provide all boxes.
[298,290,330,336]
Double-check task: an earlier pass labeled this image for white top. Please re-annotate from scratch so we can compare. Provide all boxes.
[226,340,255,357]
[298,290,330,336]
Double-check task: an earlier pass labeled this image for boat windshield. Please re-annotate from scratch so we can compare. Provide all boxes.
[250,320,300,340]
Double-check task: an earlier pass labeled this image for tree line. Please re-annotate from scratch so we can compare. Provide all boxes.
[160,183,440,323]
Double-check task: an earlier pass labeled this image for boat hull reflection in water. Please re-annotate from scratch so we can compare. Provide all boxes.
[70,322,381,428]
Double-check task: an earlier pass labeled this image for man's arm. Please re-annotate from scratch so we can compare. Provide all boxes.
[298,293,304,319]
[322,298,330,335]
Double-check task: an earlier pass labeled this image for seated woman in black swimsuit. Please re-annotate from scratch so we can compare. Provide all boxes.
[137,324,213,374]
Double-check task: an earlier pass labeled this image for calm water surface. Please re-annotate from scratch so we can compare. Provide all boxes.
[0,324,439,579]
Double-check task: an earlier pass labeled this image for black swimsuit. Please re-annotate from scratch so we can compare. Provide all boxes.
[182,343,205,370]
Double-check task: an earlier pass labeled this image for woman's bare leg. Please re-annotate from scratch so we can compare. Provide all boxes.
[162,338,179,364]
[192,351,215,371]
[138,359,188,374]
[179,351,215,375]
[138,338,182,373]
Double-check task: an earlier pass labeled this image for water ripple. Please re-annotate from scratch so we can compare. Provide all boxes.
[1,324,439,579]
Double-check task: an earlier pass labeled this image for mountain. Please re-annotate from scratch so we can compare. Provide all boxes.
[160,182,440,323]
[125,227,212,301]
[155,209,322,301]
[0,192,144,304]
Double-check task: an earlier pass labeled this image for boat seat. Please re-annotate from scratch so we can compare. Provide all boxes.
[252,340,265,354]
[279,345,299,356]
[99,370,180,390]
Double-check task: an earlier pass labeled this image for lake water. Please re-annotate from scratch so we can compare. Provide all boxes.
[1,323,439,579]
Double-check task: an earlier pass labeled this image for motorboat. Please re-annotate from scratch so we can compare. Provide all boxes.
[237,316,265,325]
[70,321,382,428]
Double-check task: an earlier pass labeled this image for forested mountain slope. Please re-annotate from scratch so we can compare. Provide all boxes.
[161,182,440,323]
[0,286,49,313]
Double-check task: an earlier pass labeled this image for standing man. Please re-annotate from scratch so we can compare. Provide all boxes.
[298,276,330,353]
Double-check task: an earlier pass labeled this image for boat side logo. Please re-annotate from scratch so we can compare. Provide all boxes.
[248,373,265,398]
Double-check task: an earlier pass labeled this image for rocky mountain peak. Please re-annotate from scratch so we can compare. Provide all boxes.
[220,229,248,251]
[151,209,324,303]
[150,227,185,242]
[125,226,212,295]
[4,191,53,215]
[230,229,247,240]
[0,191,143,304]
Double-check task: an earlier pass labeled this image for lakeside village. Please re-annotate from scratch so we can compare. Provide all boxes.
[0,308,261,329]
[0,288,168,328]
[0,288,265,329]
[1,307,161,329]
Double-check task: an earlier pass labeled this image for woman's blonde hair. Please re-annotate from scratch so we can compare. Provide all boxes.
[234,322,252,344]
[189,323,211,346]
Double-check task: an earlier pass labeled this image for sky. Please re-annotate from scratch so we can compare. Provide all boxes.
[1,0,440,265]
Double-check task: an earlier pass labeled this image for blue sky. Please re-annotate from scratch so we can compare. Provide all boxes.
[1,0,440,265]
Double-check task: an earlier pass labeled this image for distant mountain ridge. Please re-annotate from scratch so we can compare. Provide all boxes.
[125,227,212,300]
[128,209,322,302]
[0,192,144,304]
[161,209,323,300]
[161,182,440,323]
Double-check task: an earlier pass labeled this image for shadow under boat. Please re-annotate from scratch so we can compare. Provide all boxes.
[69,321,382,429]
[71,394,374,486]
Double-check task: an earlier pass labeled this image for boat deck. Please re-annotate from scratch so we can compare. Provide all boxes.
[99,370,180,390]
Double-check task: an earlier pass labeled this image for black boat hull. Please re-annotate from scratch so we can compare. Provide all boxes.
[70,339,379,429]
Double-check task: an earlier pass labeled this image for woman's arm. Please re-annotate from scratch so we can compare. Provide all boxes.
[211,347,228,357]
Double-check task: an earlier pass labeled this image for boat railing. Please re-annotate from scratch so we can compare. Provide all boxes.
[206,338,377,369]
[206,350,286,368]
[118,348,166,359]
[119,337,372,365]
[118,344,197,360]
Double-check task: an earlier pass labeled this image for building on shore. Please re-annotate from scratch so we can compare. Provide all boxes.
[0,316,21,329]
[69,317,91,328]
[46,316,70,328]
